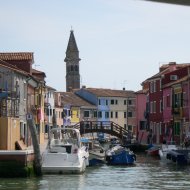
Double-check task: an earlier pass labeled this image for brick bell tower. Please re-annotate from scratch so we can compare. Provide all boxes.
[64,30,81,92]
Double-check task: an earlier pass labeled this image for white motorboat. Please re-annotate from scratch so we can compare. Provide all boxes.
[159,141,178,161]
[42,128,89,174]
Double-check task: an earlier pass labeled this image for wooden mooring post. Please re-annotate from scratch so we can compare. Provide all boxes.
[27,114,42,176]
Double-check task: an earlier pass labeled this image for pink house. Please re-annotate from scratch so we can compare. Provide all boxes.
[135,89,148,144]
[162,87,173,142]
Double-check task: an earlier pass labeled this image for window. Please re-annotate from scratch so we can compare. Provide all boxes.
[124,112,127,118]
[94,111,97,118]
[99,99,101,105]
[124,100,127,105]
[106,100,108,105]
[166,95,170,107]
[24,82,27,100]
[124,124,127,130]
[63,109,67,116]
[115,112,118,118]
[111,99,114,105]
[160,100,163,113]
[128,99,132,105]
[128,125,132,131]
[174,93,182,108]
[170,75,178,80]
[115,100,118,104]
[75,65,78,71]
[84,110,90,118]
[128,111,132,117]
[105,112,109,118]
[140,121,147,130]
[153,101,156,113]
[183,92,186,107]
[71,111,73,118]
[150,102,153,113]
[98,111,102,118]
[150,82,153,93]
[174,122,180,135]
[154,81,156,92]
[111,111,113,118]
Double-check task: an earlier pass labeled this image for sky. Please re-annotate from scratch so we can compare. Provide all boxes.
[1,0,190,92]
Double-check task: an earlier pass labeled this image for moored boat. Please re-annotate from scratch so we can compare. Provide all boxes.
[81,138,105,166]
[106,145,136,165]
[42,128,89,174]
[166,149,190,165]
[146,145,160,156]
[159,141,178,161]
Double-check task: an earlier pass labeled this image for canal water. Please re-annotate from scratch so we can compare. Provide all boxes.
[1,153,190,190]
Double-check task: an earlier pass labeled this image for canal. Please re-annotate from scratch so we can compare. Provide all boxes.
[1,153,190,190]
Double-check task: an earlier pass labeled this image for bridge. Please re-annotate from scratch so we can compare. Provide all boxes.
[72,121,132,144]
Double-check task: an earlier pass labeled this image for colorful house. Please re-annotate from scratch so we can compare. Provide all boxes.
[135,89,148,144]
[60,91,96,126]
[162,65,190,144]
[44,86,56,132]
[54,92,64,128]
[75,87,136,136]
[143,62,190,145]
[0,52,46,145]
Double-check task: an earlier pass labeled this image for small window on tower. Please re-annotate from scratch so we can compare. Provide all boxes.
[75,65,78,71]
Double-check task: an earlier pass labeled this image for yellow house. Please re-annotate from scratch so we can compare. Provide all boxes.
[34,82,46,144]
[0,117,20,150]
[71,106,80,124]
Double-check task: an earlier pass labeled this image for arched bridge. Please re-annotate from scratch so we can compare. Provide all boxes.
[72,121,132,143]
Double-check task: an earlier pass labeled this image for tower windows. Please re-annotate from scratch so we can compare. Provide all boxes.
[75,65,78,71]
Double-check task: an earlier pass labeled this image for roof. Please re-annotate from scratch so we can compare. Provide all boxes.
[61,92,96,107]
[135,89,148,94]
[146,63,190,81]
[81,88,135,98]
[46,85,56,91]
[66,30,79,53]
[32,68,46,78]
[162,75,189,89]
[0,59,29,76]
[0,52,34,62]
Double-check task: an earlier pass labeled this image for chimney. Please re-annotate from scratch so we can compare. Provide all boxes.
[123,87,125,91]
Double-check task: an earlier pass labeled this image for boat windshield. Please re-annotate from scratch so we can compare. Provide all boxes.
[50,128,79,146]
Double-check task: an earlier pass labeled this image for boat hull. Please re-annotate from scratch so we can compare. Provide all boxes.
[42,152,87,174]
[146,146,159,156]
[106,150,136,165]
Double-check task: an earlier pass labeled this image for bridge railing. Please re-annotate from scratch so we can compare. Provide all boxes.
[71,121,132,143]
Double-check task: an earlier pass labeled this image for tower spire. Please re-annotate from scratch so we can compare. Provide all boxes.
[65,30,81,92]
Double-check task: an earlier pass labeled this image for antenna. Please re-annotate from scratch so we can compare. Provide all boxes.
[34,64,40,69]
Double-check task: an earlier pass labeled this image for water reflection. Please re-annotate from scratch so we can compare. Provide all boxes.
[1,154,190,190]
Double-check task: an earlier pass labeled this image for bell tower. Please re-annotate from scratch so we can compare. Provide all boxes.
[64,30,81,92]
